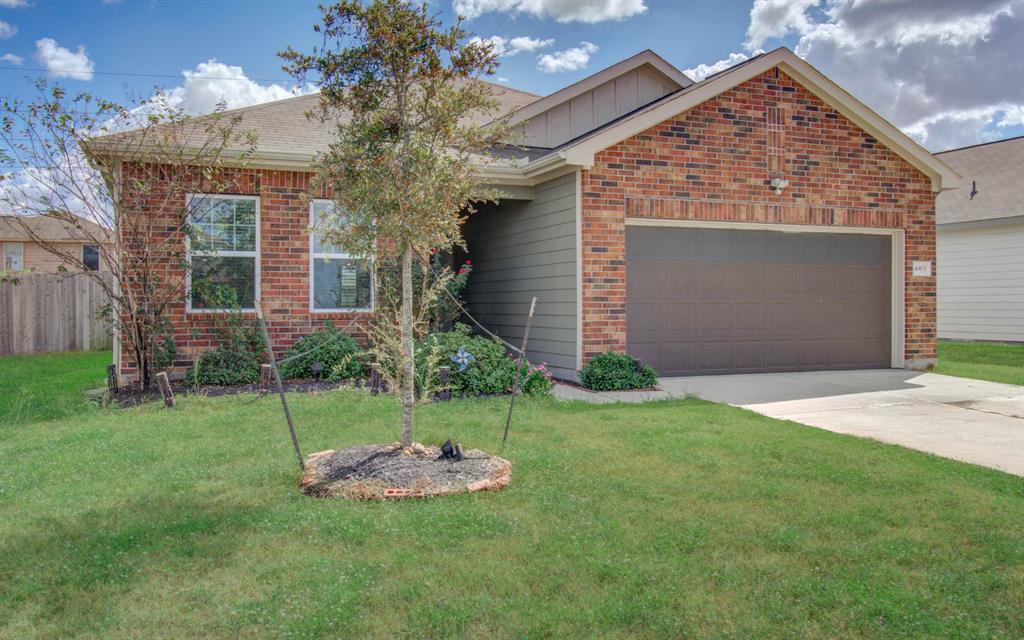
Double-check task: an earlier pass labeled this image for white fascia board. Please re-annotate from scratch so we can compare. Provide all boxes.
[557,48,962,193]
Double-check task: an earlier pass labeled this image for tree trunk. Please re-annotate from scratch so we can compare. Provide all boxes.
[400,248,415,446]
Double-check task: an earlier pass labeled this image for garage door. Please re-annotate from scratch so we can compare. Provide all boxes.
[626,225,892,376]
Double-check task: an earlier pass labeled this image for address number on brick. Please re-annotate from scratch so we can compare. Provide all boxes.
[912,261,932,277]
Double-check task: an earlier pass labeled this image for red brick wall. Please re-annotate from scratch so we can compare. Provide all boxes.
[580,67,937,369]
[117,168,372,383]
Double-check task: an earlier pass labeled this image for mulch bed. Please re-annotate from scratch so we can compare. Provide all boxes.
[107,379,354,408]
[299,443,512,500]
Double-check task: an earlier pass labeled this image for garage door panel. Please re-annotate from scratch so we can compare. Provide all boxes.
[734,342,765,370]
[733,264,765,294]
[626,226,892,376]
[628,302,660,334]
[664,263,697,296]
[699,342,731,371]
[628,263,662,301]
[798,340,830,368]
[661,303,697,337]
[699,264,732,295]
[765,264,799,294]
[662,342,696,374]
[733,303,764,331]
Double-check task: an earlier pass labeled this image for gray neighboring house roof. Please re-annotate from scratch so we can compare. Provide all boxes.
[935,135,1024,226]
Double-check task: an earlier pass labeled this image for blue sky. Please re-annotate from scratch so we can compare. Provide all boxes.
[1,0,1022,152]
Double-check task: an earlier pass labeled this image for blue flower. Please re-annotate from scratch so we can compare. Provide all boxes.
[450,345,475,372]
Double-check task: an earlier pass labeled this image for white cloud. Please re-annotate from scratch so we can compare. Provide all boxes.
[454,0,646,23]
[741,0,1024,151]
[0,20,16,40]
[1,53,22,65]
[537,41,597,73]
[745,0,818,49]
[684,50,765,82]
[0,0,29,7]
[160,60,311,115]
[34,38,95,80]
[469,35,554,57]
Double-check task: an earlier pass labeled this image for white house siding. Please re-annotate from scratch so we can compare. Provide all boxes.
[937,222,1024,342]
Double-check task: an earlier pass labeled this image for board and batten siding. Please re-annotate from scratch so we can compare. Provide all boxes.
[937,222,1024,342]
[462,172,578,380]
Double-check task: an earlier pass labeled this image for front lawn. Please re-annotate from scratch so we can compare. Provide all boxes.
[936,340,1024,386]
[0,350,110,425]
[1,355,1022,638]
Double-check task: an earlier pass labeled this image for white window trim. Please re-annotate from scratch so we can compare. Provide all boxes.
[185,193,261,314]
[309,199,374,313]
[3,241,24,271]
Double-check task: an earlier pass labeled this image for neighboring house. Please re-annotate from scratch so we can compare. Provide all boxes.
[0,214,111,273]
[934,136,1024,342]
[87,47,959,384]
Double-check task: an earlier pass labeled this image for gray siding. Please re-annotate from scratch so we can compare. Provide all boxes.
[463,172,578,380]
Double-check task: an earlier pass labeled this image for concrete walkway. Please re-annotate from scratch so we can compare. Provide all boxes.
[554,370,1024,477]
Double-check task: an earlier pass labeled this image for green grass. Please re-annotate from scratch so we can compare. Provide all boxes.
[936,340,1024,386]
[0,350,111,425]
[1,355,1023,638]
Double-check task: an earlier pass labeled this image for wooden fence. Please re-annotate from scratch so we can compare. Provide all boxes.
[0,272,114,356]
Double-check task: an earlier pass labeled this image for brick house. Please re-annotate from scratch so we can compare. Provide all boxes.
[91,48,959,384]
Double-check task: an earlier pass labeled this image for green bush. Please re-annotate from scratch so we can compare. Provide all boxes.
[185,345,263,386]
[419,324,516,396]
[578,352,657,391]
[278,321,366,381]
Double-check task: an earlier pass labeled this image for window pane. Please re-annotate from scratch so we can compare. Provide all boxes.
[191,255,256,309]
[82,245,100,271]
[190,197,256,252]
[313,257,371,309]
[312,201,344,254]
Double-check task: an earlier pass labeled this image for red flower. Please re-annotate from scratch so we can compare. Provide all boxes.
[465,259,471,265]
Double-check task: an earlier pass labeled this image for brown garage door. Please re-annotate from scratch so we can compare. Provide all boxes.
[626,226,892,376]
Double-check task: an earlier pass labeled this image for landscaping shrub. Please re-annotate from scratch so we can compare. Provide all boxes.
[278,321,366,381]
[418,324,516,396]
[185,345,263,386]
[578,352,657,391]
[520,363,555,396]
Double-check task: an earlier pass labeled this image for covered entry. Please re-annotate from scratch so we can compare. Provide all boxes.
[625,223,895,376]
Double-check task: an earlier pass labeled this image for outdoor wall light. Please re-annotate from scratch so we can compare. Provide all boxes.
[770,177,790,195]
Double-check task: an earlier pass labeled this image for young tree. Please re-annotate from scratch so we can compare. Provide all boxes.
[0,82,256,388]
[280,0,507,446]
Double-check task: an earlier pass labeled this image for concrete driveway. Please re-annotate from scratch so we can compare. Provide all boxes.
[556,370,1024,476]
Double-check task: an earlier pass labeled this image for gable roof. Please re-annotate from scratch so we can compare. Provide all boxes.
[0,214,112,243]
[529,47,960,193]
[505,49,693,128]
[934,135,1024,225]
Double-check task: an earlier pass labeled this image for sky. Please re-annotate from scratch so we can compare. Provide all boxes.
[0,0,1022,152]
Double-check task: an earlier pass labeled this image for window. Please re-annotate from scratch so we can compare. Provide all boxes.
[186,195,259,311]
[310,200,372,311]
[82,245,100,271]
[3,242,23,271]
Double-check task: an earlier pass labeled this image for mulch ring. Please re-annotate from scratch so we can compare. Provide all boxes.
[299,443,512,500]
